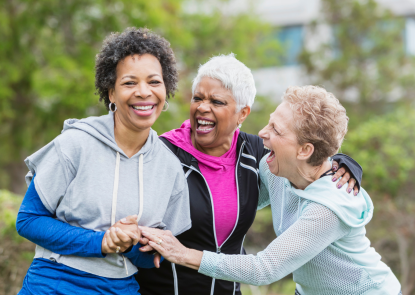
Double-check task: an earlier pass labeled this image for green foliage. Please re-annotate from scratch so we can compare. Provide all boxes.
[0,0,280,192]
[342,108,415,196]
[0,190,24,241]
[299,0,415,120]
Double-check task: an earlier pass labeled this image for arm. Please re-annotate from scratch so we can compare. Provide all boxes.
[143,203,349,286]
[16,176,105,258]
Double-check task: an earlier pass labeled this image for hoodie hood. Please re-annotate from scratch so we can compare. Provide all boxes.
[290,176,373,228]
[62,112,158,160]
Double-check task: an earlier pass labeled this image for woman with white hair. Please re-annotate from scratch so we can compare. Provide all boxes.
[139,86,401,294]
[130,56,361,295]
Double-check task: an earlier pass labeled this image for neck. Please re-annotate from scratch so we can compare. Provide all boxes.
[191,132,234,157]
[289,160,332,190]
[113,114,150,158]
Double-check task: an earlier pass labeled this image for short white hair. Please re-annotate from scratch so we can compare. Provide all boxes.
[192,53,256,112]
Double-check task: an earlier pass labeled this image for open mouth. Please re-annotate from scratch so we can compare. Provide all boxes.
[196,118,216,134]
[131,104,156,117]
[266,147,275,164]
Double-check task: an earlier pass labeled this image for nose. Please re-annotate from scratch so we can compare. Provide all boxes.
[134,82,152,99]
[258,126,269,140]
[197,101,211,113]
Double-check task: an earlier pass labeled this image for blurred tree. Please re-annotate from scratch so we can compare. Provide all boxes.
[342,108,415,295]
[0,0,280,193]
[299,0,415,126]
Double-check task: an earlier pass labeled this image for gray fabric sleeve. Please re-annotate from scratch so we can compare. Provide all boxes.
[24,138,74,215]
[162,172,191,236]
[257,155,271,210]
[199,202,350,286]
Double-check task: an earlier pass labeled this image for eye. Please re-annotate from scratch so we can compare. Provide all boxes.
[150,80,161,85]
[213,100,225,105]
[192,96,202,101]
[273,127,280,135]
[124,81,136,86]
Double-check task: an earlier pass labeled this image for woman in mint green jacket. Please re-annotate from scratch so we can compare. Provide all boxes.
[139,85,401,295]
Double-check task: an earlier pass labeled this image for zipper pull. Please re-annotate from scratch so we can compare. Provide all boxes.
[217,247,221,254]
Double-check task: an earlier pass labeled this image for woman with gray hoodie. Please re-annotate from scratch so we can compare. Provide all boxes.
[16,27,191,294]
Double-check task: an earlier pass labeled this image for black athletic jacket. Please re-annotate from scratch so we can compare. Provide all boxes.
[136,132,361,295]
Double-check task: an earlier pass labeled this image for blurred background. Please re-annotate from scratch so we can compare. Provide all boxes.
[1,0,414,294]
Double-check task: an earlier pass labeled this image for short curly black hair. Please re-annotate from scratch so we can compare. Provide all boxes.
[95,27,178,110]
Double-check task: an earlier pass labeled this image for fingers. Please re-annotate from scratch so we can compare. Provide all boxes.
[109,227,122,245]
[114,228,132,244]
[153,253,161,268]
[140,237,150,245]
[105,230,117,252]
[122,229,140,246]
[102,236,111,254]
[346,178,356,194]
[139,244,154,252]
[332,168,349,188]
[332,167,346,183]
[148,241,166,256]
[120,215,138,225]
[141,230,163,244]
[354,185,359,196]
[332,160,339,171]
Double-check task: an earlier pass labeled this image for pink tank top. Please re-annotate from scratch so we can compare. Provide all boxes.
[161,120,239,246]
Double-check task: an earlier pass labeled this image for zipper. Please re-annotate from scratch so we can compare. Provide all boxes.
[171,263,179,295]
[183,140,246,295]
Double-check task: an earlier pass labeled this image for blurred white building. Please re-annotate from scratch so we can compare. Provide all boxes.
[187,0,415,101]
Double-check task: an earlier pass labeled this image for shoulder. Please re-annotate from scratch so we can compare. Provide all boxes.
[238,132,267,162]
[156,138,184,171]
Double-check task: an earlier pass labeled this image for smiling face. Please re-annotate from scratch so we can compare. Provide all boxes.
[190,77,249,155]
[258,102,301,178]
[109,54,166,133]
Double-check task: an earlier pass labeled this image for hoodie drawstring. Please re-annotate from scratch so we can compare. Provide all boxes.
[111,152,144,275]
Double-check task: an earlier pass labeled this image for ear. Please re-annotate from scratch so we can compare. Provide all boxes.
[297,143,314,161]
[238,106,251,124]
[108,88,115,103]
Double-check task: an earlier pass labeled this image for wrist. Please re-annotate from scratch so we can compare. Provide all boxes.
[182,248,203,270]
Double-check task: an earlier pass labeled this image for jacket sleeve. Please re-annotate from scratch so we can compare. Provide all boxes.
[16,176,105,258]
[198,202,350,286]
[257,155,271,210]
[123,244,164,269]
[332,153,363,190]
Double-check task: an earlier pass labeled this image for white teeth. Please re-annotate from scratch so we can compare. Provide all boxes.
[198,120,214,125]
[264,145,271,150]
[132,105,154,110]
[197,127,214,132]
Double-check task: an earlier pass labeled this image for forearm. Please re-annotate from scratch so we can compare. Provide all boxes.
[16,212,105,257]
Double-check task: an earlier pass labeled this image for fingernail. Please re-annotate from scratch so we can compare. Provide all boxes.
[106,230,110,234]
[347,188,352,193]
[121,218,127,223]
[337,184,341,188]
[332,166,338,171]
[142,231,147,235]
[332,177,337,182]
[115,227,119,232]
[354,192,358,196]
[133,235,138,239]
[104,238,107,244]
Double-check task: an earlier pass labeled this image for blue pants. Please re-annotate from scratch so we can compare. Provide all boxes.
[19,258,140,295]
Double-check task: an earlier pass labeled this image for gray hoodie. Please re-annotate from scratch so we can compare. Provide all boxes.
[24,112,191,278]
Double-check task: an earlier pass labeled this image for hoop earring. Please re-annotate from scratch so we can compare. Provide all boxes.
[109,102,117,113]
[162,101,169,112]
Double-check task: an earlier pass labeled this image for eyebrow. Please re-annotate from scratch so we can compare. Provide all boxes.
[120,74,161,80]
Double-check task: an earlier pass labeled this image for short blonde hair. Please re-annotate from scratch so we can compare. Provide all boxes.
[282,85,348,166]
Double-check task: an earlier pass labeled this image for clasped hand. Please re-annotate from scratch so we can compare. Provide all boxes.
[101,215,162,267]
